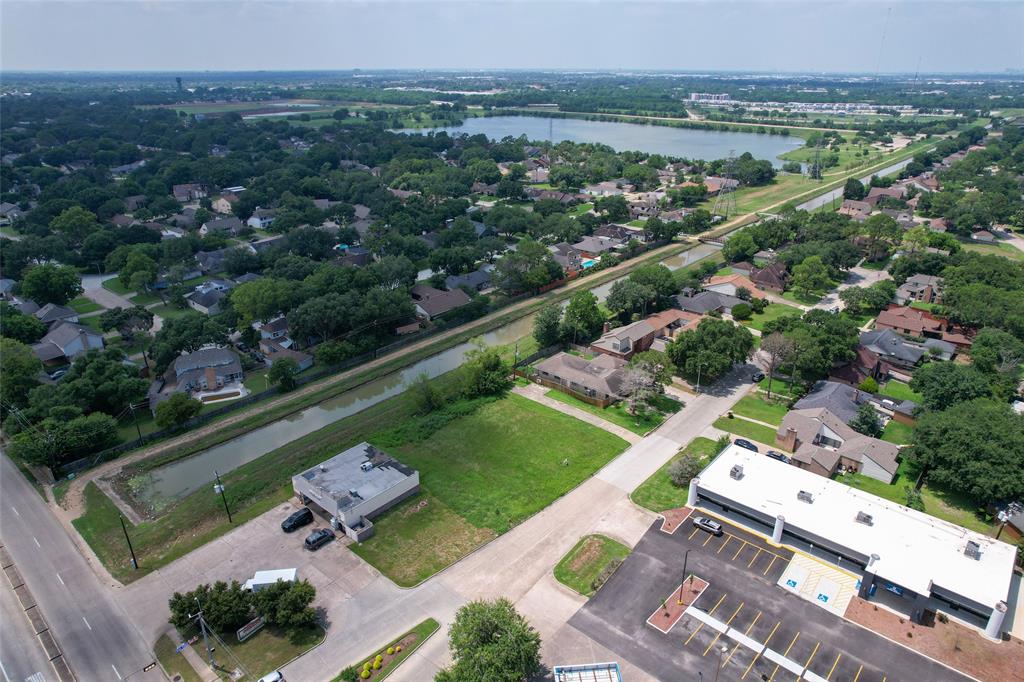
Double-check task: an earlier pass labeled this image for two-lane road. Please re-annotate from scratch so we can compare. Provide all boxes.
[0,455,159,681]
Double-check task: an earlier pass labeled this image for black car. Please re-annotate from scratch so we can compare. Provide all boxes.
[734,438,759,453]
[304,528,335,551]
[691,516,724,536]
[766,450,790,463]
[281,507,314,533]
[751,371,765,382]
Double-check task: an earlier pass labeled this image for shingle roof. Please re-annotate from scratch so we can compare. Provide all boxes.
[535,352,627,398]
[34,303,77,324]
[794,381,868,425]
[860,328,926,365]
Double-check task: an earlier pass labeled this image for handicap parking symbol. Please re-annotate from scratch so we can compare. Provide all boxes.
[816,593,830,603]
[786,578,798,588]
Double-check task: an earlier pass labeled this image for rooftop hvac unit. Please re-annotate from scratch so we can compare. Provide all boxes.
[855,511,874,526]
[348,488,359,498]
[797,490,814,504]
[964,541,981,560]
[729,465,744,480]
[360,461,374,472]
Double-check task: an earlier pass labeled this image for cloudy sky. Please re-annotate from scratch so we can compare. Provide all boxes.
[2,0,1022,73]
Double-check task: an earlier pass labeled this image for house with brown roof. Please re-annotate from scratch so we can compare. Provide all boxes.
[534,352,627,407]
[894,274,943,305]
[838,199,873,222]
[704,274,767,300]
[874,305,974,349]
[590,309,700,361]
[410,284,471,320]
[864,186,907,207]
[776,407,900,484]
[172,183,207,203]
[702,177,740,196]
[926,217,948,232]
[750,262,789,292]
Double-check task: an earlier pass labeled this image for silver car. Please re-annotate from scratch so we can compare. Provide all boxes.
[692,516,724,536]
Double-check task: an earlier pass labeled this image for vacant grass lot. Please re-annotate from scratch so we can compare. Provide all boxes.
[780,286,831,306]
[879,380,923,403]
[740,302,802,332]
[631,437,721,513]
[545,389,681,435]
[881,419,914,445]
[69,296,103,314]
[712,417,780,449]
[962,241,1024,262]
[730,395,789,426]
[554,534,631,597]
[102,278,132,296]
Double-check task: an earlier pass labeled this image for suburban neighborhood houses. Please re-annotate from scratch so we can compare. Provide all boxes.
[1,45,1023,682]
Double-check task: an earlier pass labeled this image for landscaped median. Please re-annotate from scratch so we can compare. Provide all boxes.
[334,619,440,682]
[553,534,631,597]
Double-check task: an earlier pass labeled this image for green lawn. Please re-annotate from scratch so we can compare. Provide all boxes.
[879,380,922,403]
[553,534,631,597]
[780,287,831,306]
[69,296,103,315]
[859,258,890,271]
[909,301,943,313]
[756,376,800,399]
[223,624,324,680]
[150,303,196,321]
[352,393,629,586]
[627,219,647,227]
[128,291,163,306]
[881,419,914,445]
[740,302,802,332]
[333,618,440,682]
[567,202,594,217]
[962,241,1024,262]
[154,633,201,682]
[712,416,780,449]
[544,389,681,435]
[730,395,789,426]
[631,437,721,512]
[102,278,132,296]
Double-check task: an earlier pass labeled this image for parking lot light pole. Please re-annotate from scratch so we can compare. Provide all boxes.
[713,645,728,682]
[213,470,233,523]
[677,549,692,605]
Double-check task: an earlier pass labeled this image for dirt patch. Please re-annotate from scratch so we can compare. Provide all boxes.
[845,597,1024,682]
[568,537,604,573]
[401,499,430,517]
[659,507,692,535]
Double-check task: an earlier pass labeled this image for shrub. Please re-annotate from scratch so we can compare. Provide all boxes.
[857,377,879,394]
[731,303,752,320]
[363,662,371,671]
[374,655,383,663]
[668,453,704,488]
[372,661,381,670]
[395,645,402,653]
[387,647,395,655]
[590,558,623,593]
[340,667,359,682]
[360,670,370,679]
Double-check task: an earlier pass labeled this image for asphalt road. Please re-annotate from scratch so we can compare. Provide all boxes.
[570,519,972,682]
[0,455,159,682]
[0,571,54,682]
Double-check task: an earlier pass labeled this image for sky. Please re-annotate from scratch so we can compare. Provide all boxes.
[1,0,1022,74]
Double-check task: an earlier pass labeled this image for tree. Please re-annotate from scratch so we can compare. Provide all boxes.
[169,580,253,634]
[667,318,754,384]
[594,195,629,222]
[857,377,879,394]
[561,291,604,344]
[268,357,300,391]
[909,362,991,412]
[118,251,158,292]
[8,413,118,467]
[759,332,794,398]
[843,178,866,201]
[669,454,704,487]
[849,403,883,438]
[410,372,445,414]
[0,303,47,343]
[605,279,656,322]
[435,599,541,682]
[0,338,42,411]
[532,305,562,348]
[493,238,562,294]
[629,350,674,386]
[20,264,82,305]
[154,392,203,429]
[731,302,752,320]
[621,366,657,417]
[99,305,154,342]
[901,226,931,255]
[49,206,100,246]
[861,214,901,262]
[910,399,1024,501]
[722,232,758,263]
[462,343,511,398]
[150,314,229,373]
[790,255,830,298]
[231,278,296,328]
[314,340,354,367]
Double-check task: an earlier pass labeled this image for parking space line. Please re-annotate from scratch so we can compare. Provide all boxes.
[763,554,779,576]
[742,620,780,679]
[688,527,701,540]
[733,540,748,560]
[717,535,732,554]
[722,610,761,669]
[703,531,717,547]
[744,611,762,635]
[722,642,742,668]
[853,665,863,682]
[826,653,842,680]
[684,622,705,646]
[708,592,728,615]
[702,601,742,657]
[747,547,763,568]
[798,642,821,681]
[703,631,724,656]
[782,632,800,657]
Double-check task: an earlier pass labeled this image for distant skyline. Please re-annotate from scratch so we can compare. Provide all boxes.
[2,1,1022,74]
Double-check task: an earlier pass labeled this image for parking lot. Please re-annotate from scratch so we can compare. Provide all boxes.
[568,516,972,682]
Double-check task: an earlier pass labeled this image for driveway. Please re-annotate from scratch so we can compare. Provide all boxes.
[812,263,892,314]
[81,273,165,333]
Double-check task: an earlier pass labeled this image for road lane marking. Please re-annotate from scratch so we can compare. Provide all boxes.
[799,642,821,681]
[826,653,842,680]
[55,573,65,586]
[112,664,122,679]
[747,548,763,568]
[732,540,748,560]
[742,620,780,679]
[32,536,40,548]
[82,616,92,631]
[763,554,779,576]
[9,507,19,517]
[717,536,732,554]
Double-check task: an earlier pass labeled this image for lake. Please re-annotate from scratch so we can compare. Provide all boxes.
[405,115,804,167]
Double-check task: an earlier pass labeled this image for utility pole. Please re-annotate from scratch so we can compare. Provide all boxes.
[128,402,143,441]
[119,515,138,570]
[214,470,232,523]
[190,599,216,669]
[695,362,703,394]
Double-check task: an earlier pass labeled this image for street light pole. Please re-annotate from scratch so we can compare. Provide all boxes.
[713,645,728,682]
[677,548,692,605]
[214,470,232,523]
[119,515,138,570]
[695,362,703,394]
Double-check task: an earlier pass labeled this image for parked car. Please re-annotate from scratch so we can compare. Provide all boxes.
[48,368,68,381]
[692,516,723,536]
[258,672,284,682]
[766,450,790,463]
[751,371,765,382]
[304,528,334,551]
[734,438,759,453]
[829,306,840,314]
[281,507,314,533]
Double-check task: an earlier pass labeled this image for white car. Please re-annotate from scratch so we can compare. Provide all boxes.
[258,672,284,682]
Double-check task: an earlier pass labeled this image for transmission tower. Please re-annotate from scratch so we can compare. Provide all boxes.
[712,150,737,219]
[811,137,824,181]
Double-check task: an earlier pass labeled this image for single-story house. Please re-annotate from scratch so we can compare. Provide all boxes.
[410,284,471,320]
[702,177,740,196]
[534,352,627,407]
[776,407,901,484]
[196,249,230,273]
[750,262,789,292]
[0,278,15,300]
[250,234,285,254]
[704,274,767,300]
[172,183,207,203]
[793,380,874,425]
[259,338,314,372]
[199,216,244,237]
[34,303,79,327]
[573,235,623,258]
[864,186,906,207]
[185,280,234,316]
[445,267,492,293]
[32,322,104,365]
[972,230,996,243]
[838,200,872,221]
[674,289,744,315]
[0,202,25,225]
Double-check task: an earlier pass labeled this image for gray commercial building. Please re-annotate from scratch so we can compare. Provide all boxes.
[292,443,420,541]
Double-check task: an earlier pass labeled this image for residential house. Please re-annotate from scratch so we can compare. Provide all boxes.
[199,216,244,237]
[894,274,943,306]
[0,278,15,300]
[971,230,996,243]
[34,303,79,327]
[260,338,314,372]
[702,177,740,196]
[123,195,147,212]
[168,347,243,396]
[335,245,372,268]
[196,249,230,274]
[410,284,471,320]
[111,160,146,176]
[830,345,884,387]
[0,202,24,225]
[874,305,973,349]
[674,289,745,315]
[988,501,1024,542]
[704,274,766,300]
[525,168,549,184]
[534,352,627,407]
[470,181,498,196]
[167,207,198,229]
[628,196,660,220]
[838,199,873,221]
[212,193,241,214]
[583,181,631,197]
[572,235,623,259]
[32,322,104,365]
[259,316,292,346]
[750,262,789,292]
[927,217,948,233]
[445,267,492,293]
[776,408,901,484]
[172,183,207,203]
[793,381,873,425]
[388,188,419,200]
[590,309,700,360]
[185,280,234,315]
[250,234,285,254]
[548,242,582,273]
[312,198,343,211]
[247,207,277,230]
[863,186,906,207]
[234,272,262,285]
[110,214,136,228]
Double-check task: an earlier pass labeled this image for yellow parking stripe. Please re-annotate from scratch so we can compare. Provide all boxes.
[684,622,705,646]
[763,554,779,576]
[826,654,842,680]
[852,665,863,682]
[722,642,742,668]
[747,548,763,568]
[688,527,701,540]
[703,631,723,656]
[708,592,728,615]
[703,603,743,656]
[744,611,762,635]
[733,540,748,560]
[726,603,745,624]
[742,621,780,679]
[783,632,801,657]
[703,531,716,547]
[798,642,821,681]
[717,535,732,554]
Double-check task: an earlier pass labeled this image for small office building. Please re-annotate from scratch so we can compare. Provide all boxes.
[688,445,1016,638]
[292,442,419,541]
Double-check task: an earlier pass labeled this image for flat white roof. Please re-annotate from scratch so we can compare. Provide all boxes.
[244,568,297,590]
[697,445,1016,609]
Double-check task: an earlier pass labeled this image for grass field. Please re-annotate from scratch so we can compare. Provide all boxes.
[102,278,132,296]
[879,380,923,403]
[881,419,914,445]
[149,303,195,321]
[553,534,631,597]
[333,618,440,682]
[780,287,830,306]
[713,416,780,449]
[566,202,594,217]
[740,302,803,332]
[756,375,801,400]
[730,395,789,426]
[154,633,201,682]
[909,301,943,313]
[962,241,1024,262]
[631,437,722,513]
[544,389,681,435]
[69,296,103,315]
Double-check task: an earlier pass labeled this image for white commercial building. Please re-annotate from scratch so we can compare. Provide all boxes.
[689,445,1016,638]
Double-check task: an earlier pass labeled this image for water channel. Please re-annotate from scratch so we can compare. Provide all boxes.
[406,115,804,167]
[134,242,724,506]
